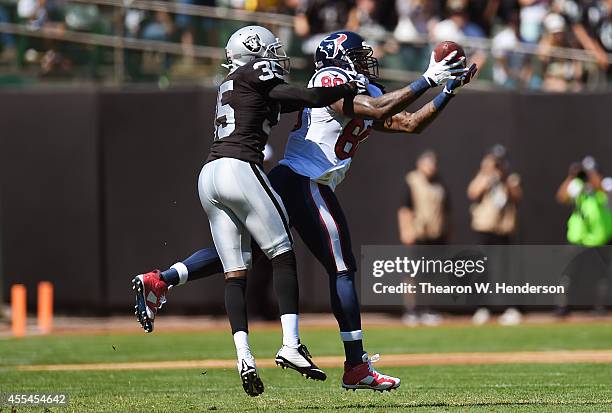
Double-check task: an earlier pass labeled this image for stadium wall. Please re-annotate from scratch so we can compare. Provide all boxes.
[1,89,611,313]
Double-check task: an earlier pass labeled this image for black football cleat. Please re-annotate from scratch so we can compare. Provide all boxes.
[238,359,264,397]
[275,343,327,381]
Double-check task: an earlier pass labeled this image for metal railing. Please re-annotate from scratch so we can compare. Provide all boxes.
[0,0,610,86]
[71,0,293,27]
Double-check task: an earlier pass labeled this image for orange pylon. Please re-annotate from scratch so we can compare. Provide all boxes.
[37,281,53,333]
[11,284,26,337]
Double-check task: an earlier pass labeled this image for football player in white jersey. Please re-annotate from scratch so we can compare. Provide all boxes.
[133,30,476,392]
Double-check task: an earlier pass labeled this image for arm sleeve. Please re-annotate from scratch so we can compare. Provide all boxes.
[269,82,356,112]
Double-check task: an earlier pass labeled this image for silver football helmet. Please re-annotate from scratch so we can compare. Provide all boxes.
[223,25,290,73]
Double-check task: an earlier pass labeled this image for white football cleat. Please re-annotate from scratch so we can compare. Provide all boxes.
[275,343,327,381]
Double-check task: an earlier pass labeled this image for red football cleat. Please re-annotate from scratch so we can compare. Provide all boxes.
[342,353,400,392]
[132,270,168,333]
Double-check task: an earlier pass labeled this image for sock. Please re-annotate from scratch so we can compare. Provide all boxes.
[280,314,299,348]
[160,248,224,286]
[225,277,248,335]
[233,330,251,361]
[160,267,181,286]
[271,250,299,315]
[343,341,364,365]
[329,271,364,365]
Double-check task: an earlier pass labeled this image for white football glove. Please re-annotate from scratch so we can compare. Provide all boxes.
[422,50,467,87]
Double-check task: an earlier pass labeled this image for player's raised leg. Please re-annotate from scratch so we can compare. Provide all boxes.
[160,248,223,286]
[269,164,400,391]
[132,248,223,333]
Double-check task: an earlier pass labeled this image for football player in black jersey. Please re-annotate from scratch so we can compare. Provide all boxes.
[133,25,361,397]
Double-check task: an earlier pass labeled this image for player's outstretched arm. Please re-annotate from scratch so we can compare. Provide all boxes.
[268,82,359,113]
[374,64,478,134]
[331,51,467,121]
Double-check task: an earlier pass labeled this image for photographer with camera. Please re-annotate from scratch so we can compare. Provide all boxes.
[556,157,612,316]
[468,145,523,325]
[468,145,522,245]
[556,156,612,247]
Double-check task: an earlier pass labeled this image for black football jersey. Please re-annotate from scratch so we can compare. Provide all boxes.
[206,58,286,166]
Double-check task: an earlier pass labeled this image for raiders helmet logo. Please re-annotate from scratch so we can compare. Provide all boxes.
[243,34,263,53]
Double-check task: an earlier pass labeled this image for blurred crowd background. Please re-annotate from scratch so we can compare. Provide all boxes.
[396,146,612,325]
[0,0,610,90]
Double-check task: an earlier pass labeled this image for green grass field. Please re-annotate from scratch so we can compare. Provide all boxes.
[1,323,612,412]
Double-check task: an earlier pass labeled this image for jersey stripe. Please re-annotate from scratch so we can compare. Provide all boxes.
[249,163,293,245]
[308,181,348,272]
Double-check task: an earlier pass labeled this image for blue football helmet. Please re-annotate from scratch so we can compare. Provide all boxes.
[315,31,379,79]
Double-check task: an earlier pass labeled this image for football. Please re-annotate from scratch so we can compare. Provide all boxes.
[433,40,466,66]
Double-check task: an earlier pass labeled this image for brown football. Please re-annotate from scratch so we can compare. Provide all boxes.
[433,41,466,66]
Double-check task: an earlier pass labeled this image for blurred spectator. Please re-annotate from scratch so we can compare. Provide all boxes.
[294,0,356,55]
[554,0,611,74]
[431,0,486,42]
[124,8,175,42]
[175,0,217,57]
[556,156,612,246]
[398,150,451,245]
[556,158,612,316]
[394,0,439,43]
[491,11,526,87]
[398,150,449,327]
[579,0,612,74]
[18,0,45,28]
[519,0,548,43]
[346,0,395,59]
[468,144,522,245]
[431,0,488,69]
[125,9,145,38]
[141,11,176,43]
[373,0,399,32]
[347,0,387,44]
[17,0,73,75]
[0,5,15,62]
[469,145,522,326]
[0,0,605,88]
[538,13,584,92]
[277,0,301,14]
